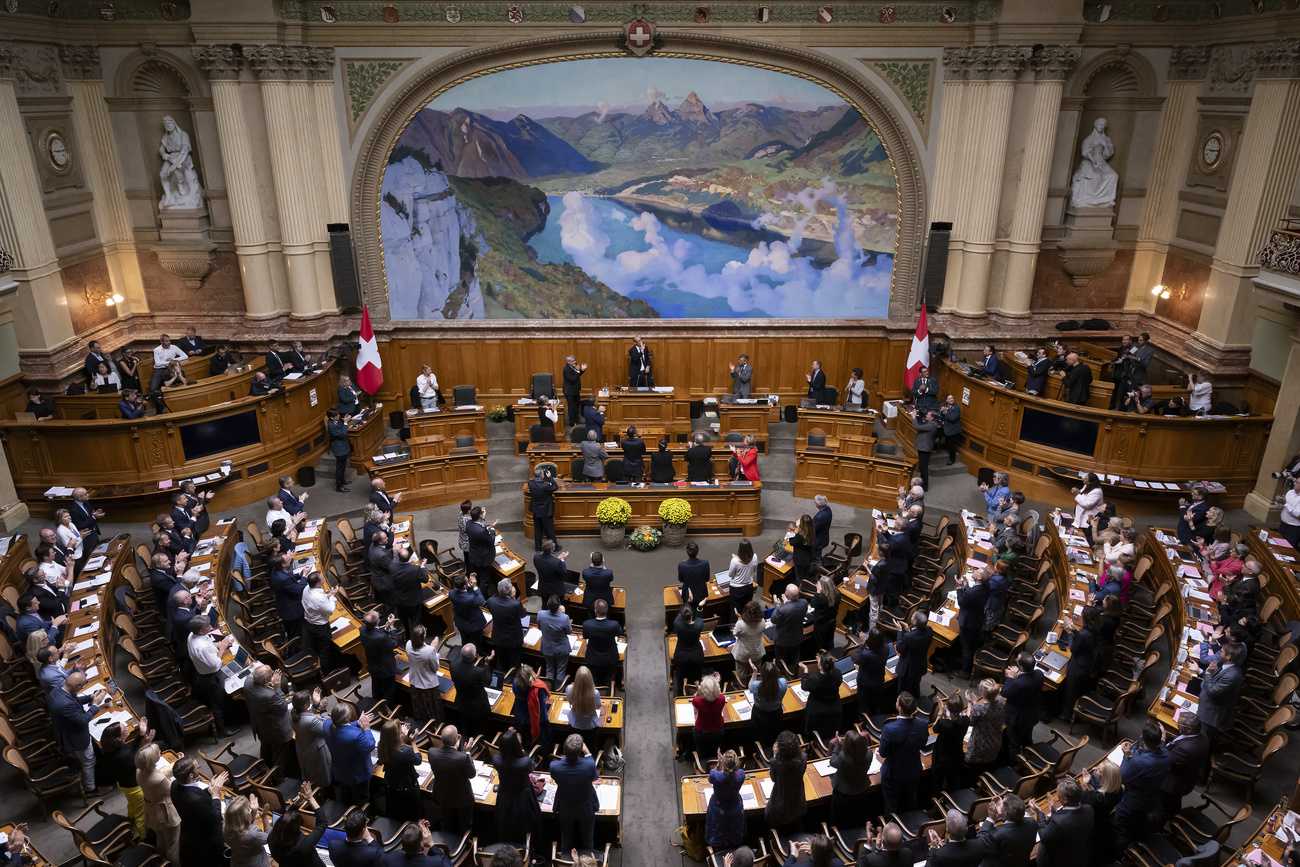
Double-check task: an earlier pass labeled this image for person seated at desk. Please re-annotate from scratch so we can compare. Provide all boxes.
[159,359,187,389]
[265,339,296,379]
[979,344,999,378]
[250,371,281,396]
[387,821,456,867]
[1158,396,1189,417]
[286,340,310,372]
[685,432,713,482]
[1025,347,1051,395]
[781,836,844,867]
[1123,384,1156,414]
[17,592,65,646]
[266,495,305,534]
[119,388,147,419]
[620,426,645,482]
[650,438,674,482]
[91,361,121,393]
[338,374,361,415]
[24,388,53,421]
[176,326,207,356]
[208,345,233,376]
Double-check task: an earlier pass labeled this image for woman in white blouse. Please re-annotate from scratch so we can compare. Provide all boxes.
[1072,472,1105,545]
[91,361,122,393]
[725,539,758,621]
[844,368,866,406]
[55,508,86,563]
[416,364,439,411]
[731,599,766,682]
[1102,526,1136,565]
[1188,371,1213,414]
[405,625,444,723]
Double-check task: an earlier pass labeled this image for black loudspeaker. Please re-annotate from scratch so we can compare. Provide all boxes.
[976,467,995,487]
[921,222,952,308]
[328,223,362,308]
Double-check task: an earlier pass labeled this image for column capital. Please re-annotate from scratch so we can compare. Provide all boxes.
[58,45,101,81]
[1030,45,1081,81]
[245,45,314,82]
[1251,39,1300,81]
[191,45,244,81]
[306,47,335,82]
[1168,45,1211,81]
[0,42,19,81]
[969,46,1033,82]
[942,47,978,82]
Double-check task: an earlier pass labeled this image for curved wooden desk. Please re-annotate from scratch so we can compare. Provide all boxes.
[525,480,762,538]
[0,361,339,521]
[54,359,266,420]
[892,360,1271,509]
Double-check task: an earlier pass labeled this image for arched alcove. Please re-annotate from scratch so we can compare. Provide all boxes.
[350,33,927,325]
[1067,51,1158,209]
[115,52,207,217]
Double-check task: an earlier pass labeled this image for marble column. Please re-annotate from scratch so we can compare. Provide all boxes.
[932,49,972,311]
[1245,327,1300,523]
[192,45,283,319]
[309,48,344,314]
[247,45,323,319]
[1125,48,1209,313]
[953,46,1033,319]
[1193,41,1300,353]
[0,44,75,351]
[61,46,149,318]
[998,46,1081,317]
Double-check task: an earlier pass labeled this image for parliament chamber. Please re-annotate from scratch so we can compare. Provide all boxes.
[4,2,1300,867]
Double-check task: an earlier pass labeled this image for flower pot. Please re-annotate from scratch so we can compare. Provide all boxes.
[600,524,626,550]
[662,521,688,548]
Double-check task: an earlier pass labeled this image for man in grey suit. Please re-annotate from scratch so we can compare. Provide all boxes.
[244,665,299,779]
[910,408,938,490]
[366,531,394,609]
[729,354,753,398]
[1197,641,1245,740]
[771,584,808,670]
[580,430,608,483]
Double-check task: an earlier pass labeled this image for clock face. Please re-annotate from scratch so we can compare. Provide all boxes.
[1202,133,1223,170]
[48,136,68,166]
[42,130,72,174]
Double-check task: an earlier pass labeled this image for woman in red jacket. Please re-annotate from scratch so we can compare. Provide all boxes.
[730,434,760,481]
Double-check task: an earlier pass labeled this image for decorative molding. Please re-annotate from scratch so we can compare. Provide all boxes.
[863,59,933,139]
[1208,45,1254,94]
[191,45,244,81]
[0,247,12,274]
[0,0,188,18]
[1251,38,1300,80]
[349,31,927,323]
[342,58,413,138]
[1030,45,1081,82]
[945,45,1032,82]
[58,45,101,81]
[1168,45,1211,81]
[0,43,60,92]
[1259,229,1300,277]
[941,46,977,81]
[281,1,998,24]
[244,45,314,82]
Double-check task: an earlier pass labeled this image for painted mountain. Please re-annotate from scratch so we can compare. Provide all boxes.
[380,57,899,320]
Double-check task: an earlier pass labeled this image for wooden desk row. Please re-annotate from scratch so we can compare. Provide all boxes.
[526,441,733,482]
[54,358,267,420]
[792,445,915,511]
[364,445,491,513]
[523,481,763,538]
[796,407,878,441]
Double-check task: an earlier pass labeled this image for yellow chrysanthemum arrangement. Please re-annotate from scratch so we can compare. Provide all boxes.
[659,498,692,525]
[596,496,631,526]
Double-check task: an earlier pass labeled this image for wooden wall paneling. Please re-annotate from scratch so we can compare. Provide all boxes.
[0,374,29,420]
[1242,372,1279,417]
[528,482,763,537]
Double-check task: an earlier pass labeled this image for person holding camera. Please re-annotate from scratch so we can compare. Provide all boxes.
[528,464,561,552]
[1107,335,1135,409]
[1123,384,1156,414]
[118,388,148,420]
[910,408,938,490]
[1275,475,1300,549]
[1025,347,1051,395]
[1188,371,1213,414]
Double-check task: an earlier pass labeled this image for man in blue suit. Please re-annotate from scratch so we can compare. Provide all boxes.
[534,540,570,604]
[676,542,711,607]
[580,551,615,610]
[271,552,309,644]
[878,692,929,816]
[1001,652,1045,756]
[276,475,308,531]
[327,408,353,493]
[550,733,600,852]
[811,495,832,565]
[1115,722,1171,849]
[49,669,109,794]
[16,593,65,647]
[485,578,526,675]
[582,600,623,687]
[955,567,992,677]
[806,360,826,403]
[465,506,497,578]
[330,807,386,867]
[326,704,376,807]
[583,402,606,440]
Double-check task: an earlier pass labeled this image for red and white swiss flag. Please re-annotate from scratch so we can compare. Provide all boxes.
[356,305,384,395]
[904,306,930,389]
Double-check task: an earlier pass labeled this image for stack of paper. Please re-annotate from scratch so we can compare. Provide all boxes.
[675,704,695,726]
[596,783,619,811]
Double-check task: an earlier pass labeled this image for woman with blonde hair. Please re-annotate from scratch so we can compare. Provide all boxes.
[963,679,1005,777]
[731,600,765,682]
[24,629,48,675]
[55,508,86,571]
[135,742,180,863]
[223,794,270,867]
[810,575,840,652]
[565,665,604,752]
[692,671,726,760]
[730,434,760,482]
[706,748,746,849]
[1082,760,1124,865]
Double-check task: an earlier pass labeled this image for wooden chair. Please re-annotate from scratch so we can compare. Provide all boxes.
[823,533,863,576]
[1206,730,1288,800]
[53,800,136,863]
[334,539,367,576]
[550,841,612,866]
[971,631,1027,684]
[4,744,85,819]
[260,637,321,683]
[332,681,397,722]
[1019,730,1088,781]
[979,763,1052,800]
[199,742,268,792]
[768,830,821,863]
[1070,679,1142,742]
[1166,793,1252,847]
[245,521,265,548]
[76,840,168,867]
[426,829,472,866]
[336,518,363,551]
[472,834,531,867]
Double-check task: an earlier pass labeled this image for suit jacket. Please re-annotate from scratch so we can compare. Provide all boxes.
[878,715,928,780]
[677,557,711,606]
[428,744,476,808]
[49,686,96,752]
[808,369,826,402]
[580,440,609,478]
[244,681,293,745]
[771,598,809,648]
[450,658,491,719]
[1198,663,1244,728]
[17,611,57,646]
[528,476,559,518]
[1035,804,1094,867]
[627,345,651,383]
[538,609,572,657]
[621,437,646,472]
[330,838,386,867]
[329,418,352,456]
[583,405,605,439]
[449,588,486,633]
[685,444,714,482]
[956,581,991,630]
[385,849,455,867]
[84,351,113,380]
[285,350,309,371]
[31,581,70,621]
[369,489,398,513]
[278,488,304,516]
[1162,731,1211,799]
[731,363,753,397]
[1063,363,1092,405]
[359,624,399,678]
[1000,669,1045,735]
[1118,745,1171,817]
[173,782,225,867]
[368,543,394,595]
[70,499,100,536]
[337,385,360,415]
[895,624,933,691]
[138,764,180,828]
[940,403,962,435]
[914,418,938,452]
[534,553,569,603]
[582,617,622,666]
[325,720,375,786]
[813,506,832,550]
[926,839,984,867]
[978,817,1037,867]
[486,595,526,648]
[272,568,308,621]
[389,561,427,609]
[562,364,584,397]
[1130,344,1154,383]
[165,591,200,648]
[176,335,207,356]
[859,850,916,867]
[580,566,614,608]
[650,451,675,483]
[265,350,290,378]
[1025,358,1051,394]
[465,521,496,572]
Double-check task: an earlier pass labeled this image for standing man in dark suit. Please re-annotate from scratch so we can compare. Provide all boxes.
[894,610,933,700]
[1033,777,1094,867]
[271,552,308,645]
[620,426,646,482]
[1025,347,1051,396]
[528,465,561,553]
[1114,723,1171,850]
[367,530,394,610]
[977,793,1037,867]
[806,360,826,403]
[910,408,938,491]
[465,506,497,578]
[956,567,991,678]
[448,646,493,738]
[878,692,929,816]
[583,402,606,441]
[171,757,229,867]
[685,432,714,482]
[49,670,109,794]
[388,545,429,636]
[811,495,832,566]
[328,409,353,493]
[562,354,586,427]
[429,724,477,833]
[244,664,298,777]
[1195,641,1244,741]
[449,574,486,651]
[1153,711,1211,829]
[276,475,309,527]
[486,578,526,675]
[83,340,116,380]
[627,336,651,387]
[534,540,570,605]
[771,584,809,670]
[550,733,600,852]
[582,599,622,687]
[676,542,711,608]
[369,478,401,513]
[1130,332,1154,388]
[359,610,401,707]
[939,394,962,466]
[1062,353,1092,405]
[265,338,295,378]
[580,551,615,610]
[729,354,753,398]
[69,487,102,578]
[1001,652,1045,757]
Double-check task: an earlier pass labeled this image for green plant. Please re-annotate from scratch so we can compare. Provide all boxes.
[596,496,631,526]
[487,404,507,422]
[658,498,692,525]
[628,525,662,551]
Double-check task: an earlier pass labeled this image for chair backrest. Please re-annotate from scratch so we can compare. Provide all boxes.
[824,386,838,405]
[604,459,624,483]
[845,533,863,558]
[531,373,555,400]
[1273,673,1300,705]
[1259,594,1282,625]
[807,434,826,447]
[452,385,476,405]
[1262,705,1296,735]
[1174,841,1220,867]
[336,518,357,543]
[1272,643,1299,675]
[1132,555,1153,586]
[245,522,264,547]
[569,426,585,443]
[0,586,18,610]
[570,458,584,480]
[725,432,743,443]
[874,442,897,456]
[456,435,475,448]
[529,424,544,442]
[1259,732,1288,769]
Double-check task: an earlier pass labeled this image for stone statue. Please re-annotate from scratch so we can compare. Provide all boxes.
[158,115,203,210]
[1070,117,1118,209]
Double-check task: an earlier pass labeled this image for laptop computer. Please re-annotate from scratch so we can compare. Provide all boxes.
[834,655,856,674]
[220,647,251,680]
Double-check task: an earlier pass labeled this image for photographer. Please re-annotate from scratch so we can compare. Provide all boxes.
[1275,475,1300,549]
[1188,370,1213,414]
[528,464,561,552]
[1108,335,1136,410]
[1123,384,1156,415]
[118,388,148,420]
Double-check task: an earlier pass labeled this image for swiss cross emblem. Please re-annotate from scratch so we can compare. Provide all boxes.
[817,5,833,22]
[625,19,654,56]
[507,4,523,22]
